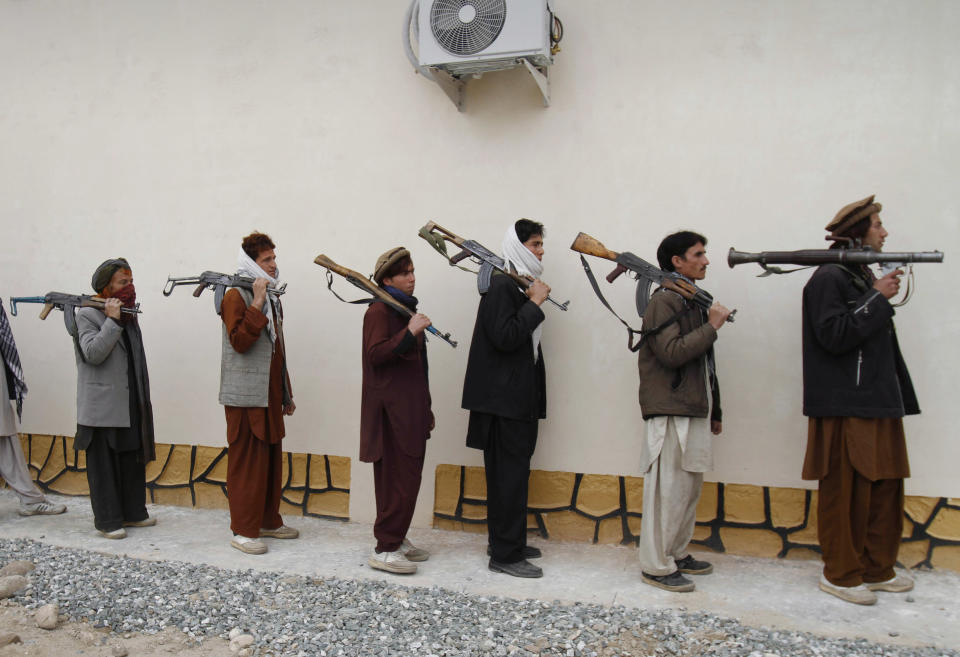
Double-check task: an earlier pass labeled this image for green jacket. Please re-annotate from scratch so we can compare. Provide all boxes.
[636,287,721,421]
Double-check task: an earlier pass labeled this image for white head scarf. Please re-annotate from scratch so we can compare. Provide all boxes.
[236,247,280,344]
[502,223,544,361]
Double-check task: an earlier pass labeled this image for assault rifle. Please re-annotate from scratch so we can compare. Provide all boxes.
[571,232,736,321]
[162,271,286,315]
[314,254,457,348]
[418,221,569,311]
[9,293,142,336]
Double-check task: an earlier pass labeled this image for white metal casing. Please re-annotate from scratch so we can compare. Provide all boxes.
[418,0,553,76]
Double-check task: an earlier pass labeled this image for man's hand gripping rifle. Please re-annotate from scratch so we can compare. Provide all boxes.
[162,271,287,315]
[9,293,142,337]
[571,233,735,351]
[314,254,457,348]
[418,221,569,311]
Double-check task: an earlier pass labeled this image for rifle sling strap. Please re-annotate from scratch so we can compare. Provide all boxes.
[324,270,411,318]
[579,256,689,352]
[579,255,644,352]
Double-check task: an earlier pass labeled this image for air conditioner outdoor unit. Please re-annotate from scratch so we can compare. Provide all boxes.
[418,0,553,76]
[404,0,562,110]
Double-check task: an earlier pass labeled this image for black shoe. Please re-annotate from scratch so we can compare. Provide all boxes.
[675,554,713,575]
[488,558,543,578]
[642,570,694,592]
[487,545,542,559]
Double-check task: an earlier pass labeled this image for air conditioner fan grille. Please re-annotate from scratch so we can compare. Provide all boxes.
[430,0,506,56]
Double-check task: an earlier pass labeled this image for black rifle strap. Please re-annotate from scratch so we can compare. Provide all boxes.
[325,270,377,306]
[580,256,690,352]
[579,255,644,352]
[324,270,412,318]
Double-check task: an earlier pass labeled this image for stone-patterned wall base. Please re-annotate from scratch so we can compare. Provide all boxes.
[2,434,351,521]
[433,464,960,573]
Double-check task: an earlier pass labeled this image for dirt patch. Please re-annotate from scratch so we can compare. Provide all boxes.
[0,600,233,657]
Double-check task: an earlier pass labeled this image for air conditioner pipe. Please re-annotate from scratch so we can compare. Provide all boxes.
[403,0,437,82]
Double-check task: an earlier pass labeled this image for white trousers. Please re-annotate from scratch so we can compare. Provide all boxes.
[637,422,704,575]
[0,434,45,505]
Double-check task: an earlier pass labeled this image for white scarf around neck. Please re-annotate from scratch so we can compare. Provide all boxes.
[502,224,544,361]
[236,247,280,344]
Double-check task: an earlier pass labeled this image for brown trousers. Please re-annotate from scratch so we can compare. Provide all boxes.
[372,423,424,553]
[818,430,904,587]
[226,412,284,538]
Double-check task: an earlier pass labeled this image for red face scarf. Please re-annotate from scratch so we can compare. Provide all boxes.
[109,283,137,323]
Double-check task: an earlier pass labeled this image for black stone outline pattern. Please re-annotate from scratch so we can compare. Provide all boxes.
[433,466,960,568]
[12,434,351,522]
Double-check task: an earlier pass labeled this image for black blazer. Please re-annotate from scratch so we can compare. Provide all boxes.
[802,264,919,418]
[461,273,547,422]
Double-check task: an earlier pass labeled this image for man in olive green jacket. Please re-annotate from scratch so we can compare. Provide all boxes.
[636,231,731,593]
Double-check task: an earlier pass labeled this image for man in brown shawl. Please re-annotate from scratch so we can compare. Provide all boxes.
[220,232,297,555]
[801,196,917,605]
[74,258,156,538]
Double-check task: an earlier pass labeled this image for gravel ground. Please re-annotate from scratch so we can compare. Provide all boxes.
[1,537,956,657]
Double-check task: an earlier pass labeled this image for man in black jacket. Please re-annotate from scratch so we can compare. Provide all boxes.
[802,196,918,605]
[462,219,550,578]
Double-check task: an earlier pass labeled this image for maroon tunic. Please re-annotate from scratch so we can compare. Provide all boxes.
[359,301,432,463]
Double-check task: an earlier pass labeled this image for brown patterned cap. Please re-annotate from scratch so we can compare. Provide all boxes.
[825,195,882,235]
[372,246,410,284]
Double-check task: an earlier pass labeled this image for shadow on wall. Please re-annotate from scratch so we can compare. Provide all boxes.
[433,464,960,574]
[7,434,350,521]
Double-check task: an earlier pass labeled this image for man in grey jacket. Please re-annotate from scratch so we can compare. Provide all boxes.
[636,231,731,592]
[74,258,156,539]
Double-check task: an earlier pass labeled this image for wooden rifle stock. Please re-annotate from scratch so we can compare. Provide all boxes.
[570,232,628,282]
[314,254,458,348]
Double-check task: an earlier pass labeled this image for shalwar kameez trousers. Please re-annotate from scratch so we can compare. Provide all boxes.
[470,413,538,564]
[804,416,908,587]
[372,418,425,553]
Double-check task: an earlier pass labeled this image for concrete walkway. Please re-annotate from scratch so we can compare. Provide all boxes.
[2,492,958,651]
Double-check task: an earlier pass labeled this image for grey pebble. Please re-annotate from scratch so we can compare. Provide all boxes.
[0,537,954,657]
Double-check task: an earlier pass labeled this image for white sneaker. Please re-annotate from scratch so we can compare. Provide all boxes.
[819,574,877,605]
[231,535,268,555]
[402,538,430,562]
[18,501,67,516]
[98,528,127,540]
[866,572,915,593]
[368,548,417,574]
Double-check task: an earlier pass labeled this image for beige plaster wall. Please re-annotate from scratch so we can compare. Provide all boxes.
[1,1,958,534]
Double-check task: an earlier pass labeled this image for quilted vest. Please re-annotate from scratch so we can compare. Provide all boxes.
[219,287,272,407]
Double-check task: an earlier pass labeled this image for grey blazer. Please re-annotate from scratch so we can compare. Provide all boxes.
[74,307,130,427]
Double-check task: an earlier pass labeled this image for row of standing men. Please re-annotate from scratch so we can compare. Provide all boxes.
[0,197,918,605]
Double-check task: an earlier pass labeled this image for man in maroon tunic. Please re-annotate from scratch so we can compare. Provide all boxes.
[221,232,297,555]
[360,247,433,574]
